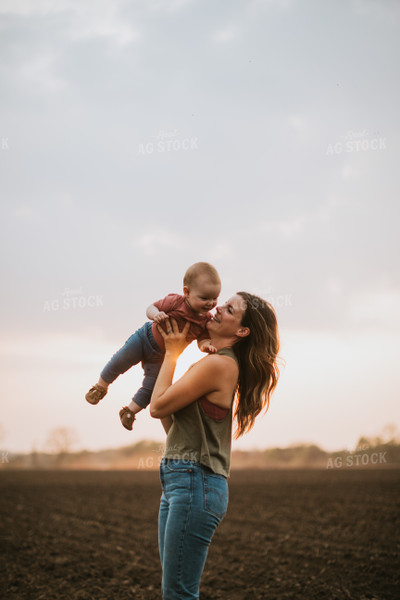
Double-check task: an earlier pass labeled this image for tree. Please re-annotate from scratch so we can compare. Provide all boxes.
[380,423,399,444]
[46,427,78,467]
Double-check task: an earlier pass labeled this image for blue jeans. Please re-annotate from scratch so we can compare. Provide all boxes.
[158,458,229,600]
[100,322,164,409]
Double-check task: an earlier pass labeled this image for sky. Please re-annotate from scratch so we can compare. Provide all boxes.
[1,0,399,456]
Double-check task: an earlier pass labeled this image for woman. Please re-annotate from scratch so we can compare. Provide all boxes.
[150,292,280,600]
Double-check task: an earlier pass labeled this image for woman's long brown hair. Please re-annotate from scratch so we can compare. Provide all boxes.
[232,292,280,438]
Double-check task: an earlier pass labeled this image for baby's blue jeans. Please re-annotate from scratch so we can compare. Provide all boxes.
[158,458,229,599]
[100,322,164,408]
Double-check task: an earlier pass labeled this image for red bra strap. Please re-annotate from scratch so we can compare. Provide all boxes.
[199,396,229,421]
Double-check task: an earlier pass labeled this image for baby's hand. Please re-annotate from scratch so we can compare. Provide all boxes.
[201,343,217,354]
[153,312,169,324]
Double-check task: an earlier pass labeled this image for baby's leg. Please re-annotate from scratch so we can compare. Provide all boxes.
[127,360,163,412]
[100,329,145,386]
[96,376,110,389]
[86,326,147,406]
[118,322,165,429]
[120,360,163,430]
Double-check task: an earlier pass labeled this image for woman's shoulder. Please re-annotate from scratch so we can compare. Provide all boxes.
[201,351,238,377]
[198,352,238,409]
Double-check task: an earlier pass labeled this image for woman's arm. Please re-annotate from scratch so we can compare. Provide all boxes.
[150,319,237,419]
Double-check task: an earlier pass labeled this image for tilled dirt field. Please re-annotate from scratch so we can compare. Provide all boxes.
[1,469,399,600]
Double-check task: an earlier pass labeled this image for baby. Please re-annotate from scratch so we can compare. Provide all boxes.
[85,262,221,430]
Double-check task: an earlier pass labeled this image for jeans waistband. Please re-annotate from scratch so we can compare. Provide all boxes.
[161,457,219,475]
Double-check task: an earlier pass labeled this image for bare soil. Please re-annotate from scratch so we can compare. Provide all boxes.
[1,469,399,599]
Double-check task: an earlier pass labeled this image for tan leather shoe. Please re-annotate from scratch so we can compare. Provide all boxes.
[119,406,136,431]
[85,384,108,405]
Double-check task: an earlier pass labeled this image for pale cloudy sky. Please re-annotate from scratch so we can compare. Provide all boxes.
[1,0,399,455]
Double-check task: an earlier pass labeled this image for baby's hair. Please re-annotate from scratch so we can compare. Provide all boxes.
[183,262,221,287]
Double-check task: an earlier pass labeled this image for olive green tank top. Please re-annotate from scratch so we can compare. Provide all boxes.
[163,347,238,478]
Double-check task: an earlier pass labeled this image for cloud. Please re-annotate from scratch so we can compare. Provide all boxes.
[0,0,68,16]
[213,27,239,44]
[288,114,308,133]
[259,215,309,239]
[20,54,68,93]
[351,0,398,19]
[254,0,294,10]
[347,290,400,330]
[259,197,344,239]
[206,242,235,261]
[13,205,40,221]
[67,2,139,46]
[134,229,181,256]
[0,333,113,365]
[148,0,196,12]
[277,216,307,237]
[0,0,139,46]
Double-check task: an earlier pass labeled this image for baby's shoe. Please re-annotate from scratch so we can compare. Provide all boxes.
[119,406,136,431]
[85,384,108,405]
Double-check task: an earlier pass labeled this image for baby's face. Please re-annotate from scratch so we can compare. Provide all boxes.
[184,275,220,315]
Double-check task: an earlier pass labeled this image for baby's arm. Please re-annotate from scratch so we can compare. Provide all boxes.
[146,304,169,324]
[197,338,217,354]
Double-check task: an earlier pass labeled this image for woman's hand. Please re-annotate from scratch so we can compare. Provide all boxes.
[157,318,191,359]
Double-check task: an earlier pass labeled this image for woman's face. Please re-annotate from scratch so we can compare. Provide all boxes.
[207,294,247,338]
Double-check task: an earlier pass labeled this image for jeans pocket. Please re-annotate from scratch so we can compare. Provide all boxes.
[162,460,194,503]
[203,472,228,519]
[164,459,195,473]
